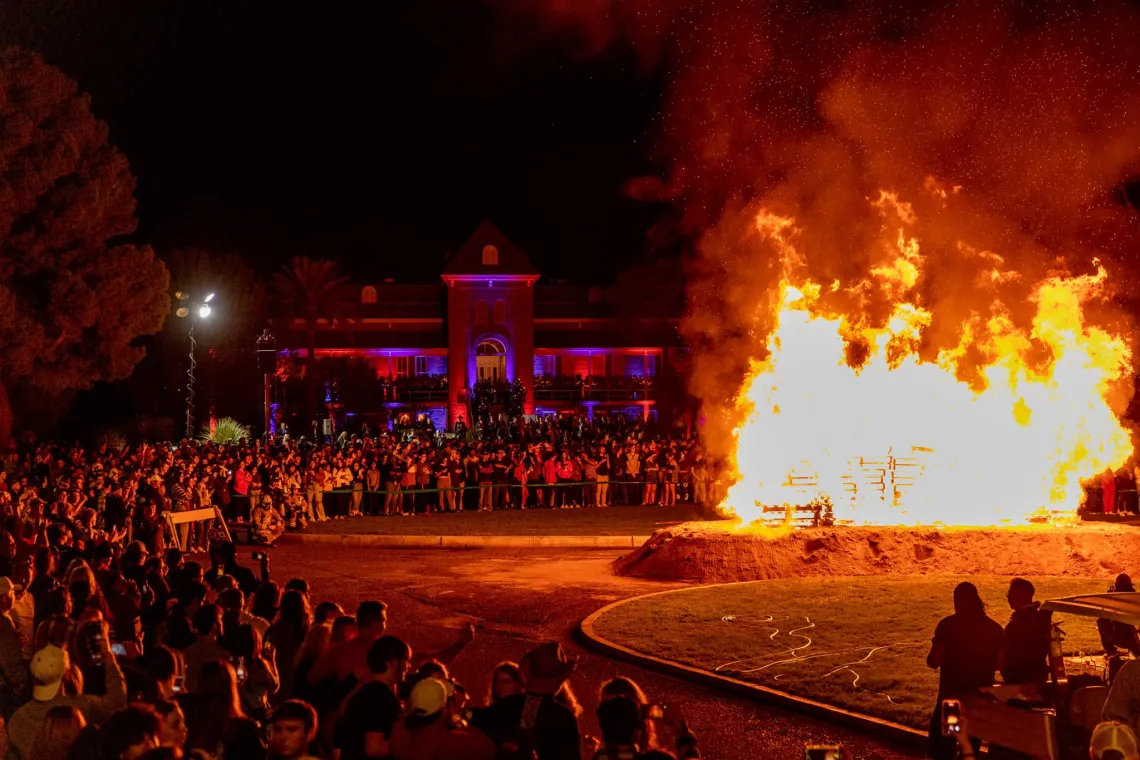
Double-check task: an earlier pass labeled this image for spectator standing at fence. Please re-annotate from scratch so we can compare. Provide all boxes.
[436,454,453,513]
[569,452,584,508]
[692,454,708,507]
[475,453,492,512]
[555,454,573,509]
[387,455,405,516]
[663,453,679,507]
[415,454,432,514]
[463,450,479,511]
[402,456,418,515]
[232,463,253,522]
[625,447,641,506]
[448,450,465,513]
[366,459,381,516]
[595,447,610,507]
[642,450,659,506]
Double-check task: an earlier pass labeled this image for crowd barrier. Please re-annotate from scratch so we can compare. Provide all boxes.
[302,478,697,496]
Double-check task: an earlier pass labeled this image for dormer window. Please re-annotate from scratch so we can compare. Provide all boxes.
[481,245,499,266]
[361,286,377,304]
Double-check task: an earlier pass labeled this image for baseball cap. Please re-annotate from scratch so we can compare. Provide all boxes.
[30,645,69,701]
[408,677,454,717]
[1092,722,1140,760]
[0,577,13,596]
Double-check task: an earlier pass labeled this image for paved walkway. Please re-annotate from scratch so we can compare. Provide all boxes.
[296,503,717,536]
[264,543,919,760]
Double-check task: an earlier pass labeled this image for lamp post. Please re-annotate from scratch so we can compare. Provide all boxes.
[256,329,276,443]
[174,291,215,439]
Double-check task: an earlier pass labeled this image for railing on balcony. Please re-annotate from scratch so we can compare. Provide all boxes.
[533,374,655,403]
[395,388,449,402]
[533,387,581,402]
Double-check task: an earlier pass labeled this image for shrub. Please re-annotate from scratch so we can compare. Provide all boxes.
[200,417,250,444]
[97,430,128,452]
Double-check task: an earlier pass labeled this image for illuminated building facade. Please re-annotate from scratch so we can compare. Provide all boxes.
[276,221,684,429]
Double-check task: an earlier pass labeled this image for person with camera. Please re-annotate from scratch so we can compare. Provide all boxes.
[8,640,128,760]
[925,582,1004,760]
[206,541,269,597]
[388,675,496,760]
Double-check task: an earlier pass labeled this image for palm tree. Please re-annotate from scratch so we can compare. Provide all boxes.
[271,256,354,425]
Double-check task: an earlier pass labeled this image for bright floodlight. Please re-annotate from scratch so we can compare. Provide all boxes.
[198,304,212,319]
[204,293,215,303]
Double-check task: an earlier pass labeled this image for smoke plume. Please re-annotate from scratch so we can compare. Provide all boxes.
[494,0,1140,460]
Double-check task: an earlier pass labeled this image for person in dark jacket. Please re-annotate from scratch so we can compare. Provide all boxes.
[473,642,580,760]
[1099,573,1140,657]
[1001,577,1052,686]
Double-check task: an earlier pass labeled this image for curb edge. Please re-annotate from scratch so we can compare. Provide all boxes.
[577,583,927,753]
[279,533,647,549]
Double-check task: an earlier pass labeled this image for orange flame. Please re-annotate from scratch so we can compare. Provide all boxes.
[721,198,1133,528]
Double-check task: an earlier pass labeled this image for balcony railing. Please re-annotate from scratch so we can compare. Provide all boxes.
[533,387,655,402]
[394,387,449,402]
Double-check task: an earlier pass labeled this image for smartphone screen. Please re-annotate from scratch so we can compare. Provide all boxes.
[111,643,126,657]
[941,699,962,737]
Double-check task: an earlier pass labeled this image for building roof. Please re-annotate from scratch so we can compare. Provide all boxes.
[441,219,540,279]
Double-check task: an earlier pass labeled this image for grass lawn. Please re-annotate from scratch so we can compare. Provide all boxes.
[591,576,1108,729]
[300,504,719,536]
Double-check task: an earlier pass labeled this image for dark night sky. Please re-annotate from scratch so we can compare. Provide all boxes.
[0,0,665,282]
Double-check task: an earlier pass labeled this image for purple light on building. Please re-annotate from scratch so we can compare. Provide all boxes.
[582,401,599,422]
[425,408,448,429]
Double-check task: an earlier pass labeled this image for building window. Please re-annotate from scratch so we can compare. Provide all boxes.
[645,354,658,377]
[395,356,409,377]
[475,301,489,324]
[493,300,506,323]
[482,245,499,266]
[361,286,377,304]
[476,339,507,383]
[414,356,428,376]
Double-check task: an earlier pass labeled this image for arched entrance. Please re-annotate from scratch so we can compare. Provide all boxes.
[476,339,507,383]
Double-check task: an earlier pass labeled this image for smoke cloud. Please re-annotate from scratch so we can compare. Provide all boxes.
[493,0,1140,459]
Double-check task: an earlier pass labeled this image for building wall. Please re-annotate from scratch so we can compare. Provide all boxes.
[446,286,473,425]
[446,279,535,426]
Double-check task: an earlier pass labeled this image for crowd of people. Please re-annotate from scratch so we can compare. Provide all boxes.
[0,529,702,760]
[252,416,712,543]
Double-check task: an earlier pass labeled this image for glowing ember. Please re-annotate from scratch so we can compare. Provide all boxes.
[722,196,1133,528]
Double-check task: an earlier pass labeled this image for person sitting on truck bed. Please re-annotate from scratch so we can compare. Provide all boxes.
[1098,574,1140,657]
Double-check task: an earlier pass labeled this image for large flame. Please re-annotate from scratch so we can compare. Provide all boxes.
[722,196,1134,528]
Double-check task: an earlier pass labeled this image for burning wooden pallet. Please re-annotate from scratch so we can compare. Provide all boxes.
[755,446,932,527]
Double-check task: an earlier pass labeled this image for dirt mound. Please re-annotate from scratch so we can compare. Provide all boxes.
[614,522,1140,582]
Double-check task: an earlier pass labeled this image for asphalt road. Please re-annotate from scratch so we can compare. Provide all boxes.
[261,543,921,760]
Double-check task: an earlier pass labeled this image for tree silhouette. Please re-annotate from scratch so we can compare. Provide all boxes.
[0,48,170,444]
[270,256,353,425]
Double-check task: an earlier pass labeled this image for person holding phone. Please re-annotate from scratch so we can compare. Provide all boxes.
[925,582,1004,760]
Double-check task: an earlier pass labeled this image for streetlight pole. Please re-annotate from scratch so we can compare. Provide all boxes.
[174,291,216,440]
[186,317,197,439]
[257,329,276,443]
